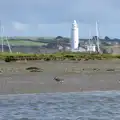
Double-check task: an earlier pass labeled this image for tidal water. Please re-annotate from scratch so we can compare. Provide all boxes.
[0,91,120,120]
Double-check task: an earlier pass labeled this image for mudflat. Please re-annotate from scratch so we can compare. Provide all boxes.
[0,59,120,94]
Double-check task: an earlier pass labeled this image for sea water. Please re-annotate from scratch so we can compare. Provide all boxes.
[0,91,120,120]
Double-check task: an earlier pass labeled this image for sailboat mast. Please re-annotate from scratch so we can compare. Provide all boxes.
[96,21,100,53]
[0,24,4,53]
[88,29,91,53]
[0,22,12,53]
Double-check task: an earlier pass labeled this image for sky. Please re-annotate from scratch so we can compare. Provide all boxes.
[0,0,120,38]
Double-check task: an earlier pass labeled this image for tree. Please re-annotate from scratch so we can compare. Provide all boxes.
[92,36,97,40]
[55,36,63,40]
[104,36,110,41]
[55,36,64,47]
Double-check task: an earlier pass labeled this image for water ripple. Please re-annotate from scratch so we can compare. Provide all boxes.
[0,91,120,119]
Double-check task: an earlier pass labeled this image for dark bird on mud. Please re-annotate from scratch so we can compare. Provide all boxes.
[117,79,120,83]
[53,77,64,83]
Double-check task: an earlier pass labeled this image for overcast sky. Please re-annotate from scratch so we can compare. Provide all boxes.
[0,0,120,38]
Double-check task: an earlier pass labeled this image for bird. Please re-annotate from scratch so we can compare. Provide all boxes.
[53,76,64,83]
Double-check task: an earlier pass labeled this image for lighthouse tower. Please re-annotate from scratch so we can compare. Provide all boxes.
[71,20,79,50]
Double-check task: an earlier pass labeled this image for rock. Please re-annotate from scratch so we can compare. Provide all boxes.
[106,68,115,71]
[26,67,43,72]
[93,68,100,71]
[26,67,40,70]
[29,69,43,72]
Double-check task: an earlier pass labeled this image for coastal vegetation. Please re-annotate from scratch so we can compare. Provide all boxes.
[1,52,120,62]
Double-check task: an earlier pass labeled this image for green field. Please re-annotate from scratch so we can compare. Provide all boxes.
[1,40,47,46]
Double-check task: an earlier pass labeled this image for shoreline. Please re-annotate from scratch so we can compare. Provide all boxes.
[0,90,120,96]
[0,60,120,94]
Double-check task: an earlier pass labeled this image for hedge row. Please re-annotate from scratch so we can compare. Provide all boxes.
[1,52,120,62]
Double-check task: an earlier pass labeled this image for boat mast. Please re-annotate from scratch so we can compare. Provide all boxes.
[96,21,100,53]
[88,29,91,54]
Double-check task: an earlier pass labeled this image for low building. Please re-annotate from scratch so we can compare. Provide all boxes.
[86,44,96,52]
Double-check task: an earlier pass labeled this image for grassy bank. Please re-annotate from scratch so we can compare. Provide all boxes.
[0,52,120,62]
[7,40,47,46]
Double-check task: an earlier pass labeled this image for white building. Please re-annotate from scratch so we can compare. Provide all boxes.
[86,44,96,52]
[71,20,79,50]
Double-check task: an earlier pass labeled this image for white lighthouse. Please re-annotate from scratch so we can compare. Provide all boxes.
[71,20,79,50]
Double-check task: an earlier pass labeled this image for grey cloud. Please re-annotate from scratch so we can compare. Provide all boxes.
[1,0,120,38]
[0,0,120,24]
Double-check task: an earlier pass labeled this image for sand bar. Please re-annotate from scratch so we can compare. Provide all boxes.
[0,60,120,94]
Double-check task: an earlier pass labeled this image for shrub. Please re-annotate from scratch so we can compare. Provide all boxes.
[44,57,51,61]
[4,56,11,62]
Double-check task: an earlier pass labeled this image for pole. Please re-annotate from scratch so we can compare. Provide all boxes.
[88,29,91,54]
[96,21,100,53]
[1,25,4,52]
[6,36,12,53]
[1,24,12,53]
